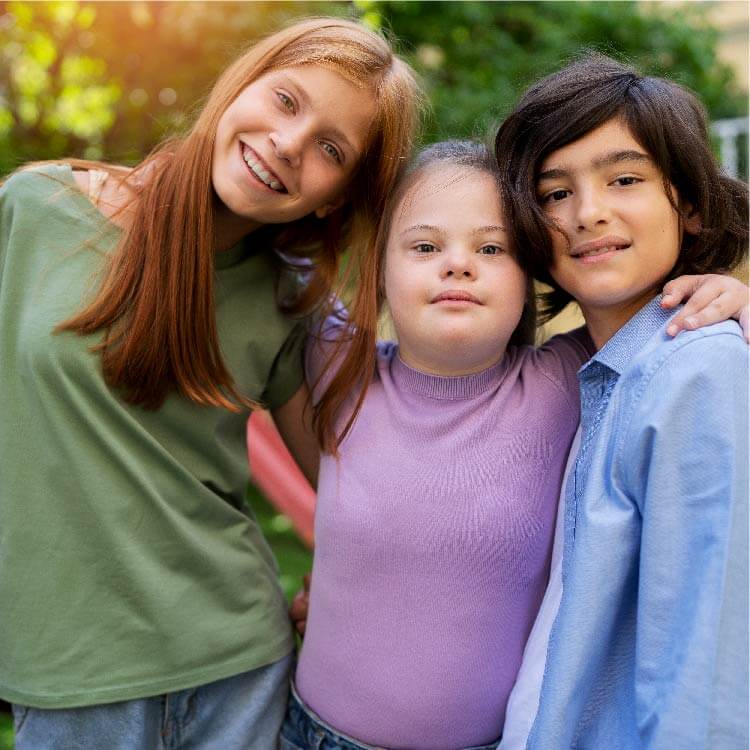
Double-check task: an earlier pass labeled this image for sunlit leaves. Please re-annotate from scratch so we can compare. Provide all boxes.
[0,0,121,167]
[0,0,743,176]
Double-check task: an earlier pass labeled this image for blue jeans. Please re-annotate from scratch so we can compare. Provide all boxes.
[12,653,292,750]
[280,682,501,750]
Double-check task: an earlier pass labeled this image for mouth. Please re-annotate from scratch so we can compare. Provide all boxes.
[240,143,287,193]
[430,290,482,305]
[570,236,630,262]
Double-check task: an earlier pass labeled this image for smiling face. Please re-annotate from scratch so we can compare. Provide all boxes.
[211,64,377,235]
[384,165,528,376]
[536,117,700,346]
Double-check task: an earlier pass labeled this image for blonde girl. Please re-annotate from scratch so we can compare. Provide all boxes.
[0,17,420,749]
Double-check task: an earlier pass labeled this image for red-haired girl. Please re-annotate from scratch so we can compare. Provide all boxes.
[0,17,421,749]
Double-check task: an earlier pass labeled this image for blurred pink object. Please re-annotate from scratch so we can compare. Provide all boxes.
[246,411,315,547]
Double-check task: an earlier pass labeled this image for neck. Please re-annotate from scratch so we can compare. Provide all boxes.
[398,346,507,377]
[212,201,262,253]
[581,289,658,350]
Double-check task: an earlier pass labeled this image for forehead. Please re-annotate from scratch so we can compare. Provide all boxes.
[393,165,502,227]
[539,118,651,173]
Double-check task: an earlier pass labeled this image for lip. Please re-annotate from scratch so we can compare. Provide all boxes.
[430,290,482,305]
[239,143,288,193]
[570,235,630,262]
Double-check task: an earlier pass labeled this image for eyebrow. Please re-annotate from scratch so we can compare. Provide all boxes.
[472,225,506,235]
[399,223,441,237]
[281,74,359,157]
[537,149,652,181]
[398,224,506,238]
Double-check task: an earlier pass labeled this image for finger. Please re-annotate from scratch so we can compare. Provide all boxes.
[295,620,306,636]
[740,306,750,343]
[289,592,308,620]
[666,285,723,336]
[660,274,704,308]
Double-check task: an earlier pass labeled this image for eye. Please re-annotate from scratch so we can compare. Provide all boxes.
[612,175,641,187]
[478,244,504,256]
[540,188,570,204]
[320,141,342,163]
[276,91,295,112]
[414,243,438,254]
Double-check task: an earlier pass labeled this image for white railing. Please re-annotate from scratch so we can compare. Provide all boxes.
[711,117,748,179]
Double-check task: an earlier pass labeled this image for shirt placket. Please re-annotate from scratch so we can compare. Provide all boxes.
[563,365,618,578]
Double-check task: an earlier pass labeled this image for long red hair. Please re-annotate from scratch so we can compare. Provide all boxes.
[54,17,422,411]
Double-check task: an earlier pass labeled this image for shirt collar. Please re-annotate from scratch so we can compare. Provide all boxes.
[584,296,673,376]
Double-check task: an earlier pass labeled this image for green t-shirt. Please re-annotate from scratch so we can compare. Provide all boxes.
[0,165,303,708]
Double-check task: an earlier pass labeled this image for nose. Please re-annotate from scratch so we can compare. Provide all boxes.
[269,127,303,169]
[440,248,476,280]
[574,185,612,231]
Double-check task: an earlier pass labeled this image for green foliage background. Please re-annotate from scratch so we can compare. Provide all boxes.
[0,1,745,745]
[0,0,746,175]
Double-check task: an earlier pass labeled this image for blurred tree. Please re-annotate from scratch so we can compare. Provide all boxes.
[0,0,744,174]
[360,0,746,140]
[0,0,348,172]
[0,1,120,168]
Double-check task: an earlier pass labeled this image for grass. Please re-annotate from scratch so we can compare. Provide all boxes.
[0,486,312,749]
[0,717,10,750]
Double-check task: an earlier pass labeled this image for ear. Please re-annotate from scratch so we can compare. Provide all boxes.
[314,194,346,219]
[683,205,702,236]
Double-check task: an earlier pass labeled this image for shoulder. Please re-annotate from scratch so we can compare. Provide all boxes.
[613,320,747,453]
[612,321,747,508]
[624,320,746,395]
[2,164,72,203]
[513,328,593,412]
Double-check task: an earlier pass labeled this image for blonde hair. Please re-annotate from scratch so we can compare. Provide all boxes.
[56,17,423,411]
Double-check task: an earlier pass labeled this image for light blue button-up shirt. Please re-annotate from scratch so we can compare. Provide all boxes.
[526,298,749,749]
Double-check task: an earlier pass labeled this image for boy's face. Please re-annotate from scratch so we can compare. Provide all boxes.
[535,118,699,343]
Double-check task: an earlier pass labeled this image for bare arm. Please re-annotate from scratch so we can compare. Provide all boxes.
[271,381,319,488]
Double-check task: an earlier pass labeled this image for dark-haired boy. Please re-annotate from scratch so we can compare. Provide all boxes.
[497,56,748,749]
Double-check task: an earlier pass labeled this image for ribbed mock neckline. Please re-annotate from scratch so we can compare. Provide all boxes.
[392,350,508,400]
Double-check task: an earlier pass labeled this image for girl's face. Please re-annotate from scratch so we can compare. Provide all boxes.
[384,165,528,376]
[536,117,700,340]
[212,65,376,232]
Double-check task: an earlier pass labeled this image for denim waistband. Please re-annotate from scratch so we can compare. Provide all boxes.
[287,682,500,750]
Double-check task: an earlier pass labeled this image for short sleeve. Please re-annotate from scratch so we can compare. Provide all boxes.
[259,321,307,410]
[304,302,352,406]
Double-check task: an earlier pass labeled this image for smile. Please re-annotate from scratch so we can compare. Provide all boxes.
[240,144,287,192]
[570,236,630,262]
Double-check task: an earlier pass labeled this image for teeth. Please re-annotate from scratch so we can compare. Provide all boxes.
[242,148,283,191]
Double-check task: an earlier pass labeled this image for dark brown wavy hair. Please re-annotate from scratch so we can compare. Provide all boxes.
[494,53,748,322]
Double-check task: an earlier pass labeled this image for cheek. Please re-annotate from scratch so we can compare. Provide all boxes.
[383,260,418,320]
